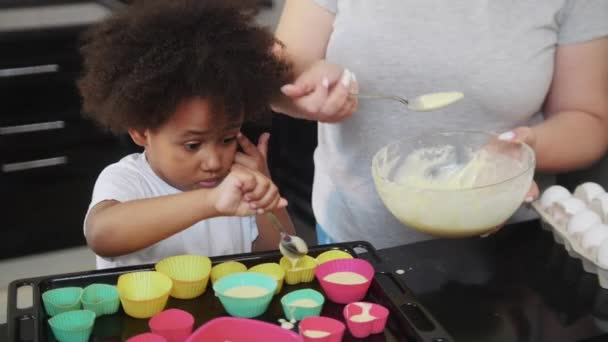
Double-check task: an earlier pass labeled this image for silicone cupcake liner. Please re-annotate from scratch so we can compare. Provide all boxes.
[126,332,168,342]
[248,262,285,294]
[210,261,247,284]
[155,255,212,299]
[315,258,374,304]
[315,250,353,265]
[280,255,317,285]
[343,302,389,338]
[81,283,120,317]
[298,316,345,342]
[149,308,195,342]
[185,317,303,342]
[48,309,95,342]
[213,272,277,318]
[42,287,83,317]
[117,271,173,319]
[280,289,324,321]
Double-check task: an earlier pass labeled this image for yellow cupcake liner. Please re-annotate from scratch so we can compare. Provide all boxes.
[155,255,212,299]
[117,271,173,319]
[248,263,286,294]
[210,261,247,284]
[279,255,317,285]
[315,250,354,265]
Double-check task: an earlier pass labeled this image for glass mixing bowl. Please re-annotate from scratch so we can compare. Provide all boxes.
[371,130,535,237]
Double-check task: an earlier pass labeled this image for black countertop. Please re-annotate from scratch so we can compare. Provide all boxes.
[2,221,607,341]
[377,221,608,342]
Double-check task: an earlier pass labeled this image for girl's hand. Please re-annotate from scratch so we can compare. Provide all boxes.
[213,164,287,216]
[234,132,271,177]
[277,60,359,123]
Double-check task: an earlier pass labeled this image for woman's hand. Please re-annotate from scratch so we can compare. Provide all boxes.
[275,60,359,123]
[498,127,540,202]
[479,127,540,238]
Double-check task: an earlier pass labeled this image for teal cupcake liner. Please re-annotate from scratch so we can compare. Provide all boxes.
[81,284,120,317]
[280,288,324,321]
[213,272,277,318]
[48,310,96,342]
[42,287,83,317]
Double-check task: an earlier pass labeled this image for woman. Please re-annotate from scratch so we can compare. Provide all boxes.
[272,0,608,248]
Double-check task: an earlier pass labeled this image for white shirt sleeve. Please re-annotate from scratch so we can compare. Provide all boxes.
[83,162,145,236]
[90,163,145,207]
[558,0,608,44]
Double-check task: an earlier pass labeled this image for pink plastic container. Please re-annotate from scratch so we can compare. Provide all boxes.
[148,309,195,342]
[126,332,168,342]
[314,258,374,304]
[343,302,389,338]
[298,316,345,342]
[185,317,303,342]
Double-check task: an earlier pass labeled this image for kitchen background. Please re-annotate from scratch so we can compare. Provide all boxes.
[1,0,607,327]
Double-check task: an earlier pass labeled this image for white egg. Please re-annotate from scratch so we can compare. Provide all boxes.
[540,185,571,211]
[574,182,605,205]
[591,193,608,223]
[551,197,587,230]
[567,209,601,245]
[581,223,608,260]
[597,239,608,267]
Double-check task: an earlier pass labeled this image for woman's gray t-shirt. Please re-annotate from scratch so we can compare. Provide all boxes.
[311,0,608,248]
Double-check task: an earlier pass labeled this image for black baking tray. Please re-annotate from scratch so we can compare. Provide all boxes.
[7,241,454,341]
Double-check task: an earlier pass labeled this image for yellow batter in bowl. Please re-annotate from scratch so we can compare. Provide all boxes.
[372,130,535,237]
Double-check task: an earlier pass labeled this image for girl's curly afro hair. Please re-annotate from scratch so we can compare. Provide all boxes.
[78,0,292,134]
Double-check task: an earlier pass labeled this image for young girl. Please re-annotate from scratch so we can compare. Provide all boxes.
[78,0,295,269]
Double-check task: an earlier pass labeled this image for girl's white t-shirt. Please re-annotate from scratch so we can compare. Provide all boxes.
[85,153,258,269]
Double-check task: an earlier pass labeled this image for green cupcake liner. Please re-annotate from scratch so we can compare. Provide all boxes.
[281,289,324,321]
[81,284,120,317]
[48,309,95,342]
[42,287,83,317]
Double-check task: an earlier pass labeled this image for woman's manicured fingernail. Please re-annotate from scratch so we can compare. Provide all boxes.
[257,208,264,214]
[322,77,329,88]
[498,131,516,141]
[525,196,534,203]
[351,72,357,82]
[340,69,352,87]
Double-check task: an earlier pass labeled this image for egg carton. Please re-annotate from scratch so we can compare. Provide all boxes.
[532,182,608,289]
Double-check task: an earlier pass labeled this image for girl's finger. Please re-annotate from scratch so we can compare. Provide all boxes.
[237,133,260,157]
[252,185,279,212]
[233,152,258,170]
[245,178,271,204]
[257,133,270,160]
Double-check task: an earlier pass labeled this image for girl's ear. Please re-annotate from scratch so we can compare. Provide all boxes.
[128,128,148,147]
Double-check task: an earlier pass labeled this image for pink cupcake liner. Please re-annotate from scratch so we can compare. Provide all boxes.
[343,302,389,338]
[314,258,374,304]
[298,316,345,342]
[186,317,302,342]
[126,332,167,342]
[149,309,195,342]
